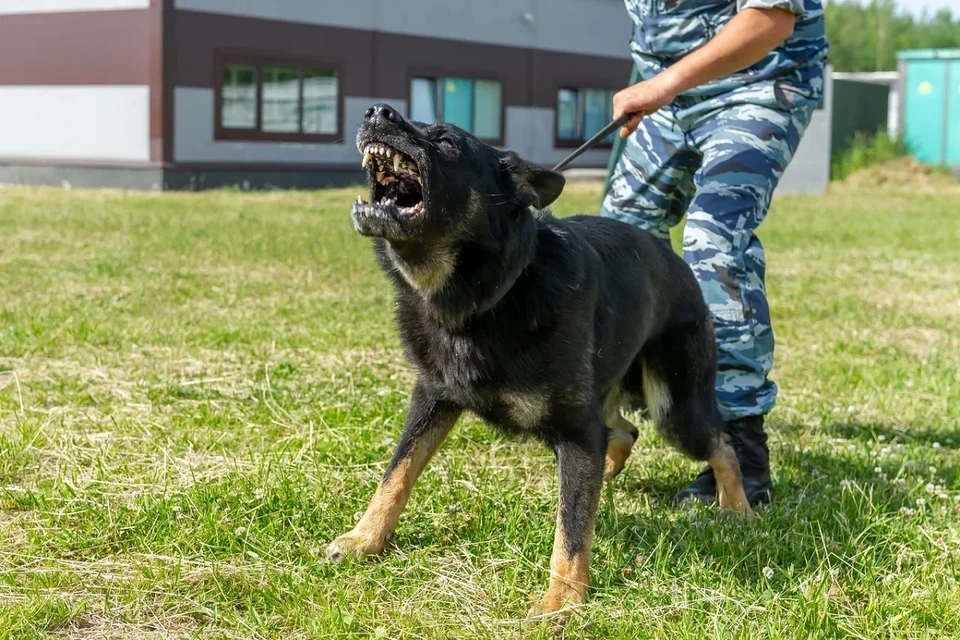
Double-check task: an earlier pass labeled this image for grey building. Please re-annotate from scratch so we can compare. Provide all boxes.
[0,0,830,193]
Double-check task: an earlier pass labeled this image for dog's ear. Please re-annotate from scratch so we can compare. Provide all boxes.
[499,151,566,209]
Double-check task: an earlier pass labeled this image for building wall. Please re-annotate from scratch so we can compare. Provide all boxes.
[0,0,149,13]
[169,8,628,170]
[172,0,633,59]
[0,5,158,165]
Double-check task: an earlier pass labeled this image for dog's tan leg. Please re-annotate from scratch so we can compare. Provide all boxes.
[327,385,461,561]
[528,422,605,623]
[709,439,755,519]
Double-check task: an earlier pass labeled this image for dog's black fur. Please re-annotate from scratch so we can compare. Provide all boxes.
[329,104,749,617]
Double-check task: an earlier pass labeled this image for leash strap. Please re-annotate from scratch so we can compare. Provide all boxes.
[552,113,632,172]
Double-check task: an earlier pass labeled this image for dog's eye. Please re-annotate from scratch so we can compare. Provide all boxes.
[439,139,456,150]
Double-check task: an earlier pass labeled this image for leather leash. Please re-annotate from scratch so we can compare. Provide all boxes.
[552,113,633,172]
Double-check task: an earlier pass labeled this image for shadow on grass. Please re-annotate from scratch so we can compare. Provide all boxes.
[593,419,958,591]
[812,420,959,450]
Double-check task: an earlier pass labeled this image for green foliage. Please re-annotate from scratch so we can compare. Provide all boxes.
[830,130,909,180]
[825,0,960,72]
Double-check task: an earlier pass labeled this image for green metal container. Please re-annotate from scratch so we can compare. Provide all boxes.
[898,49,960,166]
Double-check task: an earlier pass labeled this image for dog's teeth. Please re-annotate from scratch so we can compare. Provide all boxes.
[362,152,372,168]
[393,154,401,172]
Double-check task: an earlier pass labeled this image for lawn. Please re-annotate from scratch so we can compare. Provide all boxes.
[1,177,959,639]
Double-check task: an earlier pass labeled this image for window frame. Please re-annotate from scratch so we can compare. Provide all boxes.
[214,50,344,144]
[554,86,619,150]
[406,68,507,147]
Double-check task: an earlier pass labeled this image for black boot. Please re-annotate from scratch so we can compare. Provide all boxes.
[675,415,773,507]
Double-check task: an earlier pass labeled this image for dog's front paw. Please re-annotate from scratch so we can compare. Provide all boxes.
[325,529,390,563]
[526,583,585,625]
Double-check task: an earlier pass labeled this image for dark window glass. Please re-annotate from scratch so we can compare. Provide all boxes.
[221,64,257,130]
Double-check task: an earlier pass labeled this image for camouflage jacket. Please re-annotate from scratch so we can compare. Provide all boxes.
[624,0,828,105]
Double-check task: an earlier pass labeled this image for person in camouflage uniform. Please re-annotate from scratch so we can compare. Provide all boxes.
[601,0,828,505]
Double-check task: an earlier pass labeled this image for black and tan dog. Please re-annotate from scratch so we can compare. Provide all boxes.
[327,103,753,619]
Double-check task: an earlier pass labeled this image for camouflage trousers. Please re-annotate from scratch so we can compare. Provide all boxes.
[600,89,815,421]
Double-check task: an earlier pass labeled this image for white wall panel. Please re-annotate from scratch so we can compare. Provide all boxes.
[0,0,148,14]
[0,86,150,162]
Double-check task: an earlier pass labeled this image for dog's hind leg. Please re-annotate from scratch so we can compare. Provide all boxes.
[707,436,753,516]
[601,388,639,481]
[640,321,754,518]
[327,382,461,562]
[528,404,607,622]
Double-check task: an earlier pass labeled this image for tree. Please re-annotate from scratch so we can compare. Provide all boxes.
[824,0,960,72]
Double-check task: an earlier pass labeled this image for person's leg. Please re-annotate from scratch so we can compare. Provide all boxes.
[599,105,698,240]
[676,99,814,506]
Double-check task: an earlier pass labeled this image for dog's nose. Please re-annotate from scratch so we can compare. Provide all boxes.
[365,103,400,124]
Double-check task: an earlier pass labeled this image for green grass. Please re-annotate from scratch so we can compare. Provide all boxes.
[1,180,959,639]
[830,131,909,181]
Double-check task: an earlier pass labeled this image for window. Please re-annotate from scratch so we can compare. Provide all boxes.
[410,76,503,142]
[218,58,340,141]
[557,88,617,146]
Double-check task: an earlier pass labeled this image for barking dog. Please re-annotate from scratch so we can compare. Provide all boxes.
[328,103,753,620]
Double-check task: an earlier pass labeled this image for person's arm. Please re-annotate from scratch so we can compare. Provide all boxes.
[613,6,798,138]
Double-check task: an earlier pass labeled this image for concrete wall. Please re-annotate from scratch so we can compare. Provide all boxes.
[0,86,151,162]
[173,0,632,58]
[0,0,148,13]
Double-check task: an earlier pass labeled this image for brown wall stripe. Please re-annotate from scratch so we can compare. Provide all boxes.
[0,10,151,86]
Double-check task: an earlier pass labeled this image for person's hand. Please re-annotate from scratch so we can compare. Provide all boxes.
[612,74,680,138]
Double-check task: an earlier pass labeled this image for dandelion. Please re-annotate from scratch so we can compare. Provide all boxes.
[928,466,938,475]
[847,406,856,414]
[234,526,246,536]
[926,483,937,494]
[916,498,926,507]
[254,488,266,500]
[840,479,854,489]
[878,435,886,442]
[874,467,883,475]
[933,442,942,449]
[900,507,917,517]
[883,574,896,584]
[892,478,907,487]
[762,566,775,580]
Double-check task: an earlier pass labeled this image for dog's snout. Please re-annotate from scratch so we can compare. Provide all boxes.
[365,103,400,124]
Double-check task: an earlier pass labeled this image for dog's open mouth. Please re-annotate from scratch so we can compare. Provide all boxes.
[356,142,425,221]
